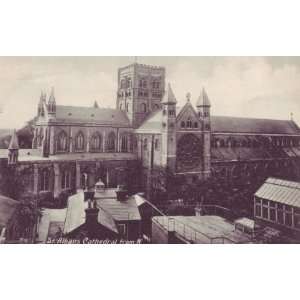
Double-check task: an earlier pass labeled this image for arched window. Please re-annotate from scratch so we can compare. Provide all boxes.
[40,169,50,191]
[141,103,147,113]
[194,122,198,128]
[126,102,130,112]
[186,119,192,128]
[75,132,84,151]
[57,131,68,152]
[143,138,148,150]
[181,121,185,128]
[121,79,126,89]
[107,132,116,152]
[127,78,132,88]
[61,170,71,189]
[121,135,128,152]
[91,133,102,151]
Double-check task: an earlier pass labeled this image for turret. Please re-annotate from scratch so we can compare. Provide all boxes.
[161,83,177,172]
[93,100,99,108]
[38,91,46,117]
[8,129,19,165]
[47,87,56,116]
[197,87,211,179]
[196,87,211,121]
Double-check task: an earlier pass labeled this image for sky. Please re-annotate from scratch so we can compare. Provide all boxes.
[0,56,299,129]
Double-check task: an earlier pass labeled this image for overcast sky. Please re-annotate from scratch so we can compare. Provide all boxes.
[0,56,299,129]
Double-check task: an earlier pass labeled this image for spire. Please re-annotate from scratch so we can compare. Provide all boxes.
[8,129,19,150]
[93,100,99,108]
[197,87,211,107]
[48,87,55,103]
[186,92,191,102]
[162,83,177,104]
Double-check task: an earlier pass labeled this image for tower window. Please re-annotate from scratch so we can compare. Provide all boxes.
[181,121,185,128]
[168,110,175,116]
[152,81,160,89]
[127,78,132,88]
[187,119,192,128]
[121,79,126,89]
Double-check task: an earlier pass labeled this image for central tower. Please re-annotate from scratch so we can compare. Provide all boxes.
[116,63,165,128]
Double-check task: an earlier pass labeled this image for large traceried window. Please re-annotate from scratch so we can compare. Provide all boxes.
[91,133,102,151]
[121,135,128,152]
[40,169,50,191]
[61,170,71,189]
[107,132,116,152]
[57,131,68,152]
[75,132,84,151]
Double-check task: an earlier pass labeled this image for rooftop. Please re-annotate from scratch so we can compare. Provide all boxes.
[0,150,137,162]
[63,191,118,235]
[95,190,142,221]
[255,177,300,208]
[42,105,130,127]
[136,108,300,136]
[153,215,251,244]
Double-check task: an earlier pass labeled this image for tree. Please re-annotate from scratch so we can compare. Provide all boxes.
[14,200,41,241]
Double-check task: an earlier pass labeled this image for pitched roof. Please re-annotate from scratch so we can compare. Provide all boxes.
[255,178,300,208]
[136,109,163,133]
[211,116,300,135]
[52,105,130,126]
[63,192,118,235]
[8,130,19,150]
[96,196,141,221]
[136,109,300,136]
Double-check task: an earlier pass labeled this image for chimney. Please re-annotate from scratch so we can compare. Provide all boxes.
[116,185,128,201]
[85,199,99,229]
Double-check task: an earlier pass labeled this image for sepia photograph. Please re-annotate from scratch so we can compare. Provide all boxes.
[1,1,300,300]
[0,56,299,244]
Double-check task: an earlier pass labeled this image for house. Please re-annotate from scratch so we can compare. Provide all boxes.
[254,177,300,241]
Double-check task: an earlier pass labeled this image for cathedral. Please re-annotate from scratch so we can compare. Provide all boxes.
[0,62,300,204]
